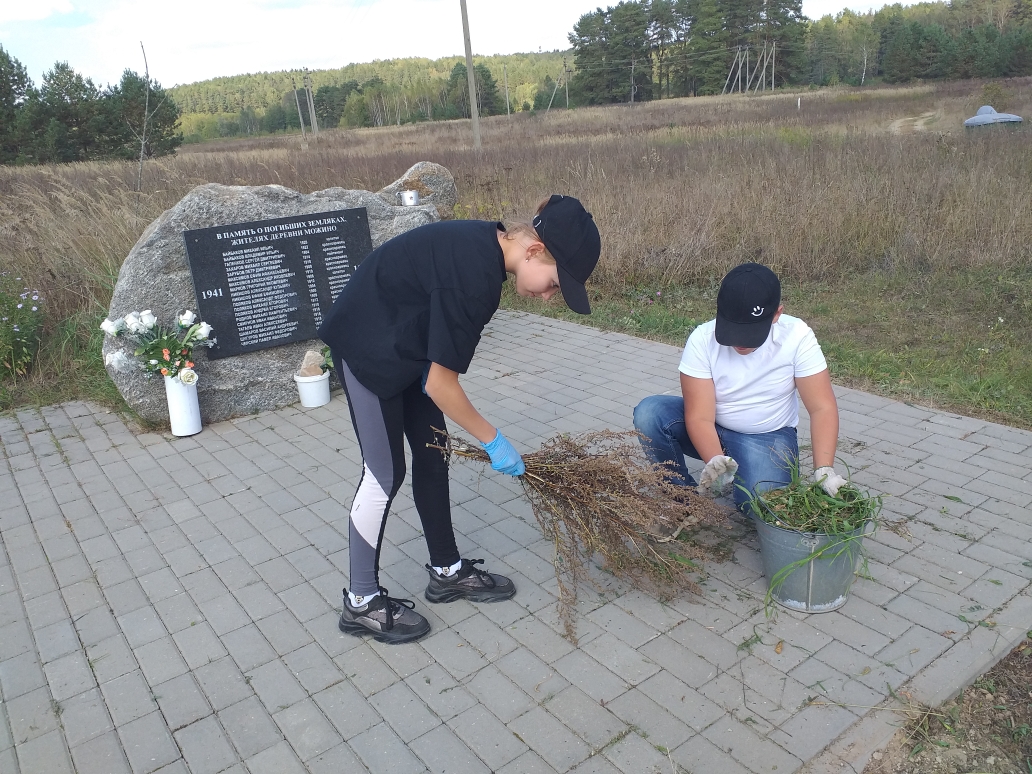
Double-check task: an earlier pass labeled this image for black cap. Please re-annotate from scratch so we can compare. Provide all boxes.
[532,195,601,314]
[715,263,782,348]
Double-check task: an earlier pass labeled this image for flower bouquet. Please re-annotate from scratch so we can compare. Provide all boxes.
[101,309,214,436]
[101,309,213,381]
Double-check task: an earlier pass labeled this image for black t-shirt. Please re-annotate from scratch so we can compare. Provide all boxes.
[318,219,507,399]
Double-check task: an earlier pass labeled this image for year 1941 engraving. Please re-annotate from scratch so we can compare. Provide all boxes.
[202,289,224,299]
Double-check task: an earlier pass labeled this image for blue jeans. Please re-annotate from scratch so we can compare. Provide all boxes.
[632,395,798,510]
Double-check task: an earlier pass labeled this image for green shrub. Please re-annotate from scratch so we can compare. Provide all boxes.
[981,81,1009,110]
[0,273,44,380]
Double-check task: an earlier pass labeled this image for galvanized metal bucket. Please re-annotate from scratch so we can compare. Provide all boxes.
[752,496,866,613]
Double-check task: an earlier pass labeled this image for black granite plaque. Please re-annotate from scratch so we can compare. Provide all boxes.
[182,209,373,359]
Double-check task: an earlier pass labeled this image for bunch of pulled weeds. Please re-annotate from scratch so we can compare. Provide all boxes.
[431,429,732,642]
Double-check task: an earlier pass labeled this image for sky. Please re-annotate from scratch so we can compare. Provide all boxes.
[2,0,887,89]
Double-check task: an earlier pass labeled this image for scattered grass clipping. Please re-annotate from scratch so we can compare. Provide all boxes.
[432,429,732,641]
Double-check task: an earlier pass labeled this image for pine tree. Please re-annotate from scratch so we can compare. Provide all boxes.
[569,2,652,103]
[38,62,100,161]
[0,46,31,164]
[687,0,731,94]
[94,70,182,159]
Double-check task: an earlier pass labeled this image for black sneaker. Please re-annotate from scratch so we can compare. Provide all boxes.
[338,587,430,644]
[424,559,516,603]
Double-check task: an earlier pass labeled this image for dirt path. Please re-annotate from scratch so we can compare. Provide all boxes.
[889,111,939,134]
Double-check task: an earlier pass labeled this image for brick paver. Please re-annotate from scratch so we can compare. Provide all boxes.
[1,310,1031,773]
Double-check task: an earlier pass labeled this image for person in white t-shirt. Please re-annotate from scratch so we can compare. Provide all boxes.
[633,262,846,511]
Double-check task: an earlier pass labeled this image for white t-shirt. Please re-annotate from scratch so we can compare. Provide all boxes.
[678,315,828,434]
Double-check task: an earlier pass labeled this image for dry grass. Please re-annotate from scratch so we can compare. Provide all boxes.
[434,429,731,642]
[2,78,1031,417]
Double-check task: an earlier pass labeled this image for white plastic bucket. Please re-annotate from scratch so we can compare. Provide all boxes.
[294,371,331,407]
[164,375,202,436]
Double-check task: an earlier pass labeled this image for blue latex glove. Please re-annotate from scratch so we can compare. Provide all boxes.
[482,430,525,476]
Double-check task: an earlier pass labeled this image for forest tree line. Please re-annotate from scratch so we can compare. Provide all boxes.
[567,0,1032,100]
[0,47,181,165]
[174,54,566,143]
[177,62,522,143]
[2,0,1031,162]
[174,0,1032,142]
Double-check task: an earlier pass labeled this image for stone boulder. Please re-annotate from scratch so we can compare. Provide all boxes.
[103,162,456,426]
[377,161,457,220]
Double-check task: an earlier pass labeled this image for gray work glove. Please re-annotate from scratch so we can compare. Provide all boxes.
[698,455,738,493]
[814,466,848,498]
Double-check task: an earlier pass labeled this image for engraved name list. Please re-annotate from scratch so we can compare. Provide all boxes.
[183,208,373,359]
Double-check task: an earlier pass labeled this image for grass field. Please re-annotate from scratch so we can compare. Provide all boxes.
[2,79,1030,427]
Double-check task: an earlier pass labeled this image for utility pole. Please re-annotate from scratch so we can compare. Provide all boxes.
[723,48,740,94]
[503,63,510,116]
[304,69,319,135]
[291,75,308,144]
[747,41,764,92]
[546,70,561,111]
[630,57,635,104]
[564,56,569,109]
[459,0,481,149]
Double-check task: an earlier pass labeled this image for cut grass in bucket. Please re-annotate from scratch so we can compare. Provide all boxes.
[746,466,884,615]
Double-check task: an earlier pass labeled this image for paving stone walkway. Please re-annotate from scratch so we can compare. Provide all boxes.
[2,310,1031,774]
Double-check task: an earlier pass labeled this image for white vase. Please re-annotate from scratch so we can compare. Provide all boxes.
[293,371,331,408]
[164,375,202,436]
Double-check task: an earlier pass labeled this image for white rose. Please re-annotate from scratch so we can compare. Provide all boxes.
[139,310,157,329]
[100,318,120,336]
[179,310,197,326]
[123,312,145,334]
[177,368,198,386]
[104,351,132,372]
[196,322,213,340]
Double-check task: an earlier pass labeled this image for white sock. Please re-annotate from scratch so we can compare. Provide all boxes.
[348,590,379,607]
[433,559,463,577]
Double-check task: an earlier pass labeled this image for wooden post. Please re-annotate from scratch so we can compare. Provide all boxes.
[723,48,740,94]
[304,70,319,135]
[564,56,569,109]
[546,70,561,111]
[291,76,308,145]
[459,0,481,149]
[503,63,510,116]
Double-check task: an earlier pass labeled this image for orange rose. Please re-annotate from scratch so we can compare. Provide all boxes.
[186,361,194,368]
[160,368,168,375]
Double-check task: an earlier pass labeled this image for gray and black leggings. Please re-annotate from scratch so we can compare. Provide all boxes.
[334,356,459,597]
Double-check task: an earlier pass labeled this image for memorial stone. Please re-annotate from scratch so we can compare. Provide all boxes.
[103,162,456,425]
[183,208,374,358]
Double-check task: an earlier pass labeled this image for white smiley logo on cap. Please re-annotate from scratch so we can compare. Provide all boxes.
[751,306,764,316]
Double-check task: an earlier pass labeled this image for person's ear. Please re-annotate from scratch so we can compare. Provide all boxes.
[772,304,785,324]
[524,240,545,261]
